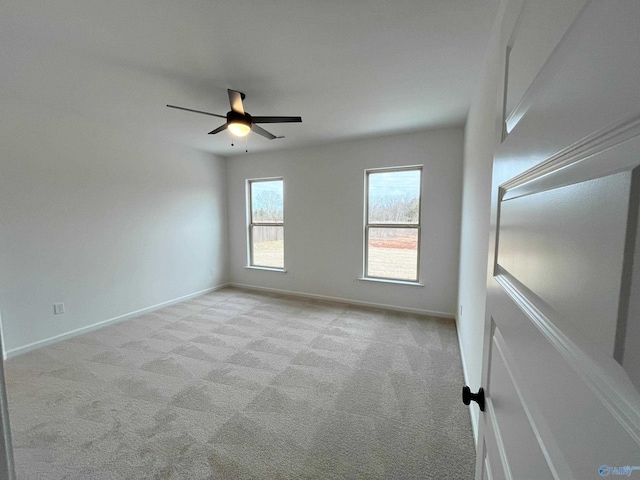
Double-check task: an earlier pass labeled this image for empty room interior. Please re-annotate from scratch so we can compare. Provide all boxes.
[3,0,640,478]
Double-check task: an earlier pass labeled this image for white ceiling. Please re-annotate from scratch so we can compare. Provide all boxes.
[4,0,499,157]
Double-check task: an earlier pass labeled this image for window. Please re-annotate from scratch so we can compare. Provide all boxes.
[364,166,422,282]
[247,178,284,269]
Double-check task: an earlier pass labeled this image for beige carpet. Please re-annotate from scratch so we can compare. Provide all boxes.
[5,287,475,479]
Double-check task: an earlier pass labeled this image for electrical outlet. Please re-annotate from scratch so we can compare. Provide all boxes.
[54,303,65,315]
[209,268,215,276]
[459,305,463,316]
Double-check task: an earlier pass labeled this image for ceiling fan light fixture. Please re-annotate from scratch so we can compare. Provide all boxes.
[168,89,300,141]
[228,120,251,137]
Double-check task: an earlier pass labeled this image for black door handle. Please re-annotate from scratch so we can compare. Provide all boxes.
[462,386,485,412]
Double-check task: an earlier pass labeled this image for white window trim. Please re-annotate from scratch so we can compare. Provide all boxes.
[363,165,423,283]
[357,277,423,286]
[246,177,285,271]
[245,266,287,273]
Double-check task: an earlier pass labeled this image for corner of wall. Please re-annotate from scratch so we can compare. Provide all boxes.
[456,0,508,447]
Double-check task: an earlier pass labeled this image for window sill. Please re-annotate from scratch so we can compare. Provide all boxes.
[245,266,287,273]
[358,277,423,287]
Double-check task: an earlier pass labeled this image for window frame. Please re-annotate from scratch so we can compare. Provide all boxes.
[246,177,285,271]
[363,165,423,283]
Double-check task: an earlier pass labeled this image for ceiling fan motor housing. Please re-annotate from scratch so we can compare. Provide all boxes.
[227,110,251,128]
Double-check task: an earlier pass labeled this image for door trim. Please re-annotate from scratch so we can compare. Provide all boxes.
[0,313,16,479]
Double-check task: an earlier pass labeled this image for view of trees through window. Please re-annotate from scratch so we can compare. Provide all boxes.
[366,168,422,281]
[249,179,284,268]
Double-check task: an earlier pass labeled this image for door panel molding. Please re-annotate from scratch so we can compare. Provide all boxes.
[495,134,640,360]
[496,0,640,179]
[486,398,513,480]
[492,326,572,480]
[498,171,631,353]
[483,457,493,480]
[503,0,589,137]
[502,114,640,201]
[495,270,640,444]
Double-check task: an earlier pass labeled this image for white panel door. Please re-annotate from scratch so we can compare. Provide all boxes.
[475,1,640,479]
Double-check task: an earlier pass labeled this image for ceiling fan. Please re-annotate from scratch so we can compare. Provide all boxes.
[167,89,302,140]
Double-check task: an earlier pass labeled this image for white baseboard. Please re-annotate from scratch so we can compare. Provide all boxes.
[5,282,454,359]
[456,314,479,446]
[230,282,455,319]
[4,283,230,360]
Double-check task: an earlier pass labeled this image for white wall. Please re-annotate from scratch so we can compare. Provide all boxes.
[226,128,463,315]
[456,0,509,439]
[0,101,228,355]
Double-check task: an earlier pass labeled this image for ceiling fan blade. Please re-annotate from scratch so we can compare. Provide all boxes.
[166,105,226,119]
[251,124,277,140]
[228,89,245,114]
[208,124,228,135]
[251,116,302,123]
